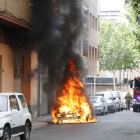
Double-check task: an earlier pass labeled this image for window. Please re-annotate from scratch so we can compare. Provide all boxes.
[89,46,91,59]
[93,16,95,28]
[18,95,27,108]
[0,96,8,111]
[78,41,81,55]
[83,40,88,57]
[30,0,36,7]
[92,47,94,60]
[95,18,97,30]
[9,95,19,111]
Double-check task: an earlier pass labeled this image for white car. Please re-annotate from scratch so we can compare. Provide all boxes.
[0,93,32,140]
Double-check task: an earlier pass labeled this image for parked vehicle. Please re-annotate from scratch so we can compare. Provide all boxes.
[95,91,115,113]
[0,93,32,140]
[90,96,108,115]
[111,91,123,111]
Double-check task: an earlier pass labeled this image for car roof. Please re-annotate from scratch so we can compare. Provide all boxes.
[95,91,111,94]
[0,93,23,96]
[111,91,120,93]
[90,96,103,98]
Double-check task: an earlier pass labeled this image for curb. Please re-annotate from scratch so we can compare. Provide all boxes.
[32,122,48,129]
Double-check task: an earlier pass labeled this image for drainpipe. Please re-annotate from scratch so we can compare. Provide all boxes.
[37,62,41,117]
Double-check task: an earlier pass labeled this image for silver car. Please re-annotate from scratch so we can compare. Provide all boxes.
[90,96,108,115]
[95,91,115,113]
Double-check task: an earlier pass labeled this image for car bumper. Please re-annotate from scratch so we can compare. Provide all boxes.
[94,109,102,115]
[107,105,113,111]
[0,129,3,138]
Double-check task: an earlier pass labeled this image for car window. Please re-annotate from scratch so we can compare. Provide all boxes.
[112,92,119,98]
[9,95,19,111]
[0,95,8,111]
[90,97,101,103]
[18,95,28,108]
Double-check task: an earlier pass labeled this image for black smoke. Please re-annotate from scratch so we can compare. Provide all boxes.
[6,0,84,110]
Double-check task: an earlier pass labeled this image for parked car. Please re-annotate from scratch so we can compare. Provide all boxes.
[95,91,115,113]
[111,91,123,111]
[0,93,32,140]
[90,96,108,115]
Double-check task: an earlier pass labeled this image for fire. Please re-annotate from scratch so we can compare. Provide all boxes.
[51,59,97,123]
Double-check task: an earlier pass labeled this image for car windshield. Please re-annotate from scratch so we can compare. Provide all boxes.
[104,94,112,100]
[112,92,118,98]
[90,97,101,103]
[122,92,127,98]
[0,95,8,112]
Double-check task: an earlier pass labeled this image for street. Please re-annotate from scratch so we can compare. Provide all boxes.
[12,109,140,140]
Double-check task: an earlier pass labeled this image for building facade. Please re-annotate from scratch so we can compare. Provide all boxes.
[0,0,38,118]
[0,0,100,118]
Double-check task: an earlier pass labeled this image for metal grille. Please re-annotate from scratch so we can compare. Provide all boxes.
[85,78,117,83]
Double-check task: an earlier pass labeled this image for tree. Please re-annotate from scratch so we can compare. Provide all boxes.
[100,20,140,90]
[125,0,140,51]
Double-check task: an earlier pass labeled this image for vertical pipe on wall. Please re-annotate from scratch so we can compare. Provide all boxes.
[37,62,41,117]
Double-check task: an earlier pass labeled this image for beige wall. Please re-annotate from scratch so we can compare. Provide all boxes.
[0,0,32,24]
[0,43,14,92]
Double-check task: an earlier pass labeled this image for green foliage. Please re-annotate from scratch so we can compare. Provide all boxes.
[125,0,140,51]
[100,20,140,72]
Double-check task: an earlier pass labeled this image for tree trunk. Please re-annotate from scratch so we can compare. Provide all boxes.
[113,72,116,91]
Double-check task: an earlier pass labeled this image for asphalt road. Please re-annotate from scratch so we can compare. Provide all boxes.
[12,109,140,140]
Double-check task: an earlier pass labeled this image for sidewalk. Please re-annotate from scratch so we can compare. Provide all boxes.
[32,114,53,129]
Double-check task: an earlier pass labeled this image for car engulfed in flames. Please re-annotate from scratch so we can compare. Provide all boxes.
[51,59,97,123]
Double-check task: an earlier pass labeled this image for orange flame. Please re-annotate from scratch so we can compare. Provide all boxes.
[51,59,97,123]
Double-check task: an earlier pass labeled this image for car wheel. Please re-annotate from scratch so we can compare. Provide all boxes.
[2,127,10,140]
[105,108,108,114]
[101,108,105,115]
[111,107,114,113]
[133,107,138,112]
[20,123,30,140]
[118,106,121,111]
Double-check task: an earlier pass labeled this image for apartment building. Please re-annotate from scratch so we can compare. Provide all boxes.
[99,0,125,23]
[85,70,139,95]
[78,0,100,82]
[0,0,38,118]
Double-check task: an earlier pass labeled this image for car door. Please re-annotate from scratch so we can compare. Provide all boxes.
[101,97,105,108]
[9,95,21,135]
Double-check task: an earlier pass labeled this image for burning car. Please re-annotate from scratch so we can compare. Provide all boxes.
[51,60,97,123]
